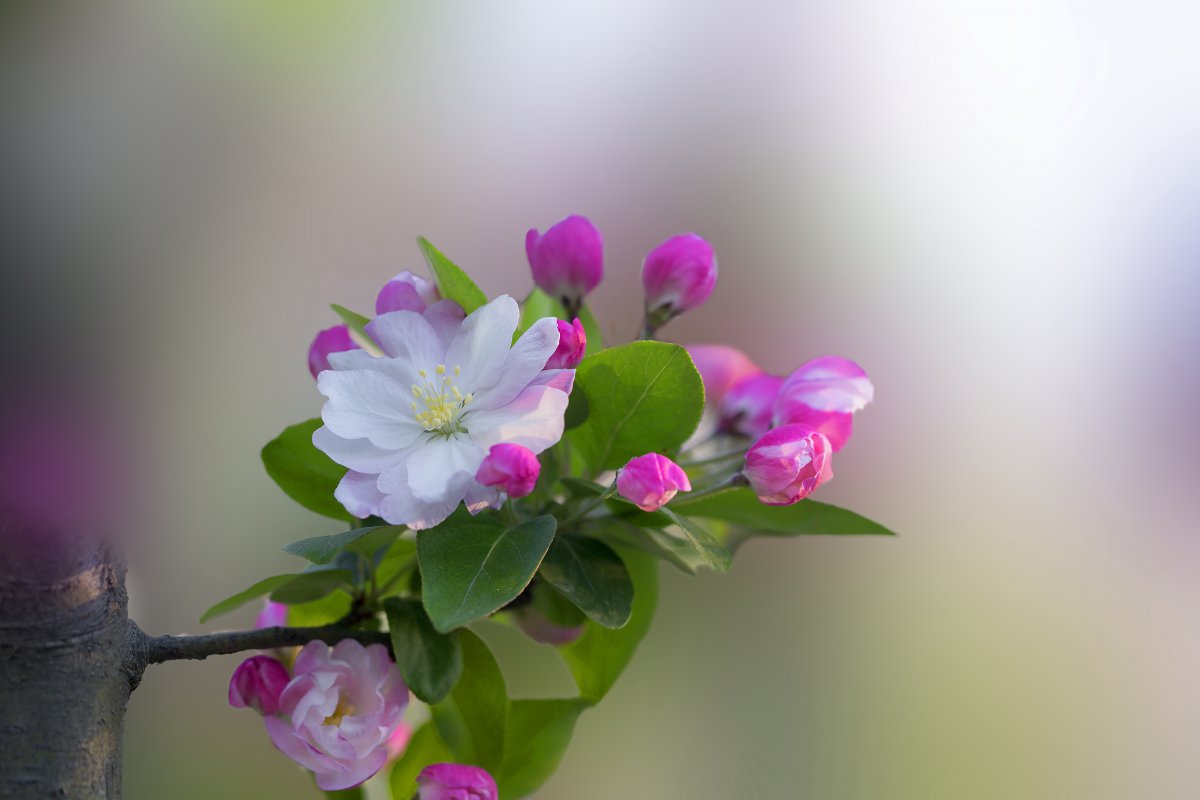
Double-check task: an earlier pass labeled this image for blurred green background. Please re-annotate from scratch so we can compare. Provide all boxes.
[4,1,1198,798]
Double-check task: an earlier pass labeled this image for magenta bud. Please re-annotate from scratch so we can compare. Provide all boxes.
[772,356,873,451]
[375,271,440,315]
[254,599,288,629]
[525,215,604,313]
[308,325,359,379]
[545,318,587,369]
[720,374,784,438]
[685,344,763,406]
[417,763,498,800]
[616,453,692,512]
[228,655,290,716]
[742,424,833,506]
[642,233,718,319]
[474,443,541,499]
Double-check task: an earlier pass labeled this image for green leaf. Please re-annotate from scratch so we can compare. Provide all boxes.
[562,549,659,702]
[441,629,508,772]
[560,476,606,499]
[567,341,704,474]
[330,303,372,345]
[539,536,633,629]
[418,237,489,314]
[199,574,295,624]
[584,517,706,575]
[268,568,353,604]
[673,488,897,536]
[384,598,463,704]
[516,288,604,356]
[261,418,349,522]
[321,787,363,800]
[282,525,402,565]
[419,515,557,633]
[499,699,589,799]
[660,508,733,572]
[284,590,353,627]
[389,722,453,800]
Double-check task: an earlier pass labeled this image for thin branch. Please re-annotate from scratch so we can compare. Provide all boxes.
[139,624,391,665]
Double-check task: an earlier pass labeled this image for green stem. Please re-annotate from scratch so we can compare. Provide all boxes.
[559,482,619,527]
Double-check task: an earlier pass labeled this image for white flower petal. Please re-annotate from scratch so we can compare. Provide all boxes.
[365,310,445,366]
[405,435,485,503]
[314,427,404,473]
[333,470,386,519]
[421,300,467,351]
[445,295,519,391]
[467,384,568,454]
[318,370,425,449]
[471,317,560,411]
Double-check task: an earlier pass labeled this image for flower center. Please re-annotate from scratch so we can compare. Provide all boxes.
[322,693,357,727]
[411,364,473,435]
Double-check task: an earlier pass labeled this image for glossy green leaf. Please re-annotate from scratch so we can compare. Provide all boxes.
[321,787,362,800]
[329,303,372,345]
[673,487,897,536]
[660,508,733,572]
[389,722,453,800]
[583,517,706,575]
[562,549,659,702]
[568,341,704,473]
[384,598,463,704]
[419,515,557,633]
[261,418,349,521]
[443,629,508,772]
[539,536,633,629]
[282,525,402,565]
[268,568,353,604]
[199,574,295,624]
[499,699,589,799]
[284,589,353,627]
[418,237,489,314]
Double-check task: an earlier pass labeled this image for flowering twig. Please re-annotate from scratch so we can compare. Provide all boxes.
[137,624,391,666]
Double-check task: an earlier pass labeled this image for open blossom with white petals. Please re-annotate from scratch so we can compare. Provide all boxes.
[313,295,574,529]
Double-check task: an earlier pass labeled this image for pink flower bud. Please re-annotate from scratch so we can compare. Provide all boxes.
[685,344,763,406]
[642,233,718,317]
[544,317,587,369]
[719,374,784,438]
[386,721,414,762]
[772,356,873,451]
[254,599,288,629]
[525,215,604,311]
[376,271,440,315]
[264,640,408,791]
[416,763,498,800]
[474,443,541,499]
[228,655,290,716]
[742,424,833,506]
[308,325,359,379]
[616,453,692,512]
[513,606,586,646]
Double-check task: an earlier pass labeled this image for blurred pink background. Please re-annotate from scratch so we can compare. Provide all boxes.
[4,1,1199,797]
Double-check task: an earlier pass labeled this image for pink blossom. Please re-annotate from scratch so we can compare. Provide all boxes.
[742,424,833,506]
[228,655,290,716]
[545,317,587,369]
[308,325,360,379]
[386,721,414,762]
[474,443,541,499]
[416,763,498,800]
[513,606,586,646]
[617,453,692,512]
[264,640,408,791]
[719,374,784,438]
[772,356,873,451]
[254,600,288,629]
[685,345,762,406]
[525,215,604,312]
[642,233,718,317]
[376,271,440,315]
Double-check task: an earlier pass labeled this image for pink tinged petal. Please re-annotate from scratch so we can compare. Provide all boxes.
[525,215,604,307]
[265,715,342,775]
[773,404,855,452]
[470,317,560,411]
[405,435,485,503]
[530,368,575,394]
[417,763,499,800]
[376,271,439,315]
[309,325,359,379]
[616,453,692,512]
[317,370,425,450]
[475,443,541,499]
[313,425,409,474]
[378,467,476,530]
[422,300,467,350]
[544,317,587,370]
[387,722,414,762]
[228,655,290,715]
[463,480,503,515]
[465,384,569,454]
[445,295,521,391]
[719,374,784,438]
[314,748,388,792]
[334,470,386,519]
[775,355,874,414]
[685,345,762,406]
[642,233,718,314]
[514,607,586,646]
[255,600,288,630]
[742,424,833,505]
[365,310,446,366]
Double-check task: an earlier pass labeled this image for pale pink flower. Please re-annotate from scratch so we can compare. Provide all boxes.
[254,600,288,629]
[513,606,586,646]
[313,295,573,529]
[264,640,408,791]
[545,317,587,369]
[772,356,873,451]
[416,763,498,800]
[308,325,360,379]
[228,655,290,716]
[642,233,717,316]
[474,443,541,499]
[719,374,784,438]
[742,424,833,506]
[376,271,440,315]
[685,345,762,406]
[386,721,414,762]
[525,215,604,311]
[617,453,692,512]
